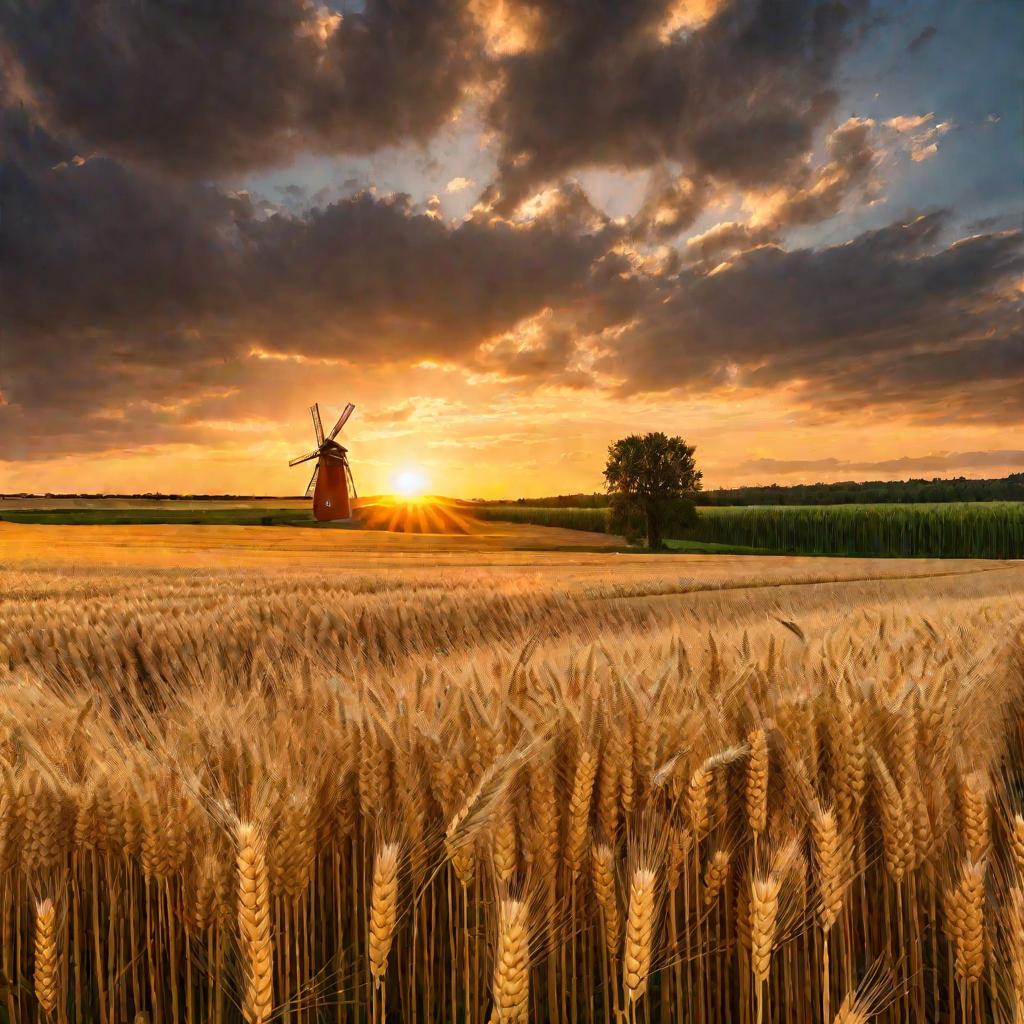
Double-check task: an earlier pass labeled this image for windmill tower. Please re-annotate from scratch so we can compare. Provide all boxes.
[289,402,358,521]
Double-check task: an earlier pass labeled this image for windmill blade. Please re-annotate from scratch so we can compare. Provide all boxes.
[289,449,320,467]
[345,458,358,499]
[304,463,319,498]
[310,403,324,446]
[327,402,355,441]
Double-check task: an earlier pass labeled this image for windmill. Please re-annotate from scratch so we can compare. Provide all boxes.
[289,402,358,521]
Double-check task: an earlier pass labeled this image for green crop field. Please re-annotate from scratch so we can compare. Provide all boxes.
[685,501,1024,558]
[473,505,611,533]
[477,502,1024,558]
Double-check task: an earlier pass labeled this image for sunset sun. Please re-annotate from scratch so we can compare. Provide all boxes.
[395,469,427,499]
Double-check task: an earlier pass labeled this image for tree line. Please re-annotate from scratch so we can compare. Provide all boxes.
[491,472,1024,509]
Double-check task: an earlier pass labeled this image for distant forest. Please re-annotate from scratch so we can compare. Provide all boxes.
[5,472,1024,506]
[486,473,1024,507]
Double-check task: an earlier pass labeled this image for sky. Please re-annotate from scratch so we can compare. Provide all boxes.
[0,0,1021,498]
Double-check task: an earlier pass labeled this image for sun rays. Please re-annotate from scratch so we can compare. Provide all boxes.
[356,494,478,534]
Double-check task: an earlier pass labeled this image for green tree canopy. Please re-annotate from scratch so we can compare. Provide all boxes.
[604,433,702,548]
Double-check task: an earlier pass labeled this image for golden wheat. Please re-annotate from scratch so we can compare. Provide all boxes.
[33,897,58,1018]
[0,555,1021,1022]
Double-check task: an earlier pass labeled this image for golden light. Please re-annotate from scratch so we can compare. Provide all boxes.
[394,469,428,499]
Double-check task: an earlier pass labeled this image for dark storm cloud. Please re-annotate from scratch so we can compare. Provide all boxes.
[485,0,868,209]
[238,190,610,360]
[741,450,1024,474]
[0,107,246,336]
[2,0,873,229]
[600,213,1024,417]
[0,107,609,455]
[0,0,480,177]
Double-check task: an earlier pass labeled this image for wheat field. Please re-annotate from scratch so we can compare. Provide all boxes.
[0,525,1023,1023]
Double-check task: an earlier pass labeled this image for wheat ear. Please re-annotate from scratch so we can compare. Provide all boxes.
[704,848,732,907]
[34,897,58,1018]
[591,842,622,956]
[960,771,990,863]
[1009,812,1024,873]
[746,729,768,840]
[489,897,530,1023]
[750,870,783,1024]
[566,747,598,875]
[623,866,657,1006]
[947,859,986,983]
[368,840,401,988]
[236,820,274,1024]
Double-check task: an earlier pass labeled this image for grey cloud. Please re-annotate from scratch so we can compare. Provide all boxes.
[600,213,1024,418]
[630,171,709,242]
[684,117,879,261]
[0,108,609,456]
[0,0,481,177]
[485,0,869,210]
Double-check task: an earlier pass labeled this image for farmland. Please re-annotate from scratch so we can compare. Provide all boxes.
[0,523,1023,1023]
[7,496,1023,559]
[477,502,1024,558]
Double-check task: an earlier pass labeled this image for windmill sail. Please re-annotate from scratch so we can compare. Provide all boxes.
[289,449,321,467]
[305,464,319,498]
[327,402,355,441]
[310,403,324,447]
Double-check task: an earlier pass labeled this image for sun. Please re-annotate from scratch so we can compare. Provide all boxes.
[394,468,428,500]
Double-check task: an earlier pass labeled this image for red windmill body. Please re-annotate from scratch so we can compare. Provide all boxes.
[289,403,358,521]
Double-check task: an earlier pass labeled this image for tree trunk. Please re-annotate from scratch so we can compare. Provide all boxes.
[646,504,662,550]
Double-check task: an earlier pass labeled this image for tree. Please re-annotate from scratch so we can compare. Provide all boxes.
[604,433,702,548]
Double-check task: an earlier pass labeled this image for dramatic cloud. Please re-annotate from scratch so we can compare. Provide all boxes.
[767,116,879,226]
[600,213,1024,417]
[485,0,868,208]
[685,117,880,261]
[1,0,1021,492]
[0,0,481,176]
[0,107,609,455]
[630,171,710,242]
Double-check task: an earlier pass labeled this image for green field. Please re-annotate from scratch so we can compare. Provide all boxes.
[474,505,610,532]
[476,502,1024,558]
[5,500,1023,558]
